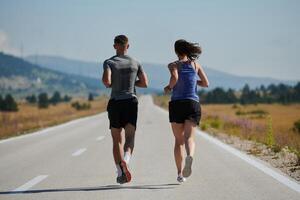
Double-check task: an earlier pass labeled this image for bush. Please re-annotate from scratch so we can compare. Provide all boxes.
[63,95,72,102]
[210,118,222,129]
[293,120,300,133]
[201,122,208,131]
[249,109,268,115]
[71,101,91,111]
[1,94,18,112]
[236,110,246,115]
[26,94,37,104]
[0,95,3,110]
[50,91,62,105]
[266,116,275,148]
[88,93,94,101]
[38,93,49,109]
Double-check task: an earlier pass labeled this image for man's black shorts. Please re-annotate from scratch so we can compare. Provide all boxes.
[169,99,201,125]
[107,97,138,129]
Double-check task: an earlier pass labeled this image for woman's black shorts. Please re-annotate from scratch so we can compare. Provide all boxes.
[169,99,201,125]
[107,97,138,129]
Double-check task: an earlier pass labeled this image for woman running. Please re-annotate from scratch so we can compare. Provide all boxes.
[164,39,209,183]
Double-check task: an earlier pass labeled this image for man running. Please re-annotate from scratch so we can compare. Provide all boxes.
[102,35,148,184]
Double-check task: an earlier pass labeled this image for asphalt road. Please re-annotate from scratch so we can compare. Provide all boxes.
[0,95,299,200]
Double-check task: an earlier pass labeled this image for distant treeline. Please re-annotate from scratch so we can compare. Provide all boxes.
[27,91,73,108]
[0,91,96,112]
[199,82,300,104]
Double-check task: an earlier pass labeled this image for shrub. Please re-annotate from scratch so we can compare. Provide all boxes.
[210,118,222,129]
[25,94,37,104]
[201,122,208,131]
[249,109,268,115]
[50,91,62,105]
[293,119,300,133]
[71,101,91,111]
[88,93,94,101]
[266,116,275,148]
[1,94,18,112]
[38,93,49,109]
[236,110,246,115]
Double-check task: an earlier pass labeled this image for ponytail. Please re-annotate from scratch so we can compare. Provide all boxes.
[174,39,202,60]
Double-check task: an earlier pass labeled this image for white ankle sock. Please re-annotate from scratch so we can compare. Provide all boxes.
[124,152,131,164]
[116,164,122,176]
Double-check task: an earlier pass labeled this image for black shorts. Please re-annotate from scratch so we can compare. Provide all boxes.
[107,97,138,129]
[169,99,201,125]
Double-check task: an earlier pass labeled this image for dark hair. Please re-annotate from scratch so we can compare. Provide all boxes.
[174,39,202,60]
[114,35,128,45]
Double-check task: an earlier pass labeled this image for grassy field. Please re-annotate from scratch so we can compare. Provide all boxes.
[153,95,300,157]
[0,97,108,140]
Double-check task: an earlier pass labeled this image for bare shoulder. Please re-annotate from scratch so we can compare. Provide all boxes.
[194,61,203,72]
[168,61,179,69]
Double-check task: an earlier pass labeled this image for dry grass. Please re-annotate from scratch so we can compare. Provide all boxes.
[0,97,108,140]
[153,95,300,156]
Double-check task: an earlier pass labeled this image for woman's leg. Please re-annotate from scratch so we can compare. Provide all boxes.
[184,120,196,157]
[171,122,185,175]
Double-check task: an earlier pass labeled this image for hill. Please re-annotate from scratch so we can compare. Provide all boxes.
[26,55,297,91]
[0,52,105,97]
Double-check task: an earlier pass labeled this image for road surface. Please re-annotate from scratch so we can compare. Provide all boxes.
[0,95,299,199]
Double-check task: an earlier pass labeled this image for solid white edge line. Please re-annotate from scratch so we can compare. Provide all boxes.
[0,112,107,144]
[72,148,87,156]
[153,101,300,193]
[13,175,48,192]
[96,136,105,141]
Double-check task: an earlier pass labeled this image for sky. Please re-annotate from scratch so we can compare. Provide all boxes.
[0,0,299,80]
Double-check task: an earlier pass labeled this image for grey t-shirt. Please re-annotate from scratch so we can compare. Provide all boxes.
[103,55,144,100]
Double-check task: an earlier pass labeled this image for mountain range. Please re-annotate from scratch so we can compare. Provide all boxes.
[26,55,297,91]
[0,52,105,97]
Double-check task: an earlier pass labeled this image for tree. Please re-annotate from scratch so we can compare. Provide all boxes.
[2,94,18,111]
[50,91,61,105]
[25,94,37,104]
[226,89,238,103]
[38,93,49,108]
[88,93,94,101]
[0,95,3,110]
[63,95,72,102]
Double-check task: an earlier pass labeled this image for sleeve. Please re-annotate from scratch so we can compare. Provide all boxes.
[103,60,111,71]
[137,61,144,74]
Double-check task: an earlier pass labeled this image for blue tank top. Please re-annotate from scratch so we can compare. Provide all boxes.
[171,61,199,102]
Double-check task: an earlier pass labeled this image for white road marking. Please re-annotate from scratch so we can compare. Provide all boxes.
[72,148,87,156]
[154,103,300,193]
[13,175,48,192]
[96,136,105,141]
[197,130,300,193]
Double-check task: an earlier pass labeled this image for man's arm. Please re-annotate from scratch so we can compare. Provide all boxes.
[135,71,148,88]
[102,67,112,88]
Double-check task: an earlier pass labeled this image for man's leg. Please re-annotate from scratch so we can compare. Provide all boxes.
[111,127,123,165]
[123,123,136,164]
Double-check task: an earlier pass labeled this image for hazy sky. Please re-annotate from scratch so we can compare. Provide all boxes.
[0,0,299,80]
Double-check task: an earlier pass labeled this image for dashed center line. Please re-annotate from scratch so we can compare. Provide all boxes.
[13,175,48,192]
[72,148,86,156]
[96,136,105,141]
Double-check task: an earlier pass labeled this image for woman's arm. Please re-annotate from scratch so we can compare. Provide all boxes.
[196,63,209,87]
[164,62,178,94]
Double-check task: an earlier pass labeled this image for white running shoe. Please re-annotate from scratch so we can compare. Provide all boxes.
[183,156,193,178]
[177,175,186,183]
